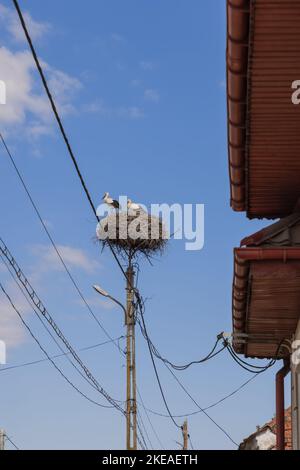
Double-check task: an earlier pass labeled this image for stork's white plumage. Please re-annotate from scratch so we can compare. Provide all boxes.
[102,192,120,209]
[127,198,142,214]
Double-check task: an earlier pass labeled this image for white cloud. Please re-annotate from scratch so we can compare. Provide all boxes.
[0,5,82,139]
[0,46,82,138]
[32,244,101,274]
[0,4,50,42]
[144,88,160,103]
[140,60,155,71]
[0,48,50,126]
[0,281,31,348]
[83,100,145,120]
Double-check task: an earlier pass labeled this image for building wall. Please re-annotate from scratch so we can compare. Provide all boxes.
[241,428,276,450]
[291,319,300,450]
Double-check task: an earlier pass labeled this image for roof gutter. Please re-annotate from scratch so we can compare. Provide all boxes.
[235,247,300,261]
[227,0,250,212]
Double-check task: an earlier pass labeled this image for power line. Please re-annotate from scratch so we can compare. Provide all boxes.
[0,249,122,400]
[5,435,19,450]
[0,337,124,373]
[11,0,97,220]
[0,133,123,356]
[226,343,277,373]
[138,305,181,430]
[0,282,120,410]
[9,1,273,449]
[163,361,238,447]
[11,0,130,288]
[138,302,238,446]
[0,239,125,413]
[137,410,153,450]
[136,388,165,450]
[138,314,225,370]
[136,413,148,450]
[188,435,194,450]
[0,239,148,447]
[145,374,259,418]
[0,132,161,448]
[10,2,182,446]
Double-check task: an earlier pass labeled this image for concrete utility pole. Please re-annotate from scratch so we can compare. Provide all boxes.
[126,265,137,450]
[0,429,5,450]
[182,420,188,450]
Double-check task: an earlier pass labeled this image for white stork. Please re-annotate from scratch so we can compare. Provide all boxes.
[127,198,143,214]
[102,192,120,209]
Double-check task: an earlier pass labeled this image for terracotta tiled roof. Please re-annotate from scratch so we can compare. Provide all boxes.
[239,407,292,450]
[267,407,292,451]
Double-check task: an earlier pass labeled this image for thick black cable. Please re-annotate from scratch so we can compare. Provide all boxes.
[226,345,275,374]
[10,5,195,446]
[11,1,131,288]
[227,343,276,370]
[12,0,97,220]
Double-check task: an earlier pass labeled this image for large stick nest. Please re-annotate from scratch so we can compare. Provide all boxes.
[96,211,168,259]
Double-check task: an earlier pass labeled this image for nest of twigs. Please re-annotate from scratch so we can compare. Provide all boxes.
[96,211,168,260]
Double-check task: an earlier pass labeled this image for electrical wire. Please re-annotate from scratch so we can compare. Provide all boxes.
[5,435,19,450]
[1,249,124,402]
[136,412,149,450]
[188,435,194,450]
[226,344,276,374]
[0,337,124,373]
[144,374,259,418]
[9,2,218,448]
[136,388,165,450]
[138,317,225,370]
[0,135,161,447]
[0,279,145,448]
[0,243,124,409]
[137,298,238,446]
[0,133,123,356]
[137,303,181,430]
[11,0,131,289]
[0,282,120,410]
[163,361,238,447]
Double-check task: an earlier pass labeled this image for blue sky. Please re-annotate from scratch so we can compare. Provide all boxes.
[0,0,288,450]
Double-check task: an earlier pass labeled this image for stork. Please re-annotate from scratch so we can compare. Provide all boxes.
[102,192,120,209]
[127,198,143,214]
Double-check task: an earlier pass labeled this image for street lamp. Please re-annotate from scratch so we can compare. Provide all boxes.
[93,284,126,322]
